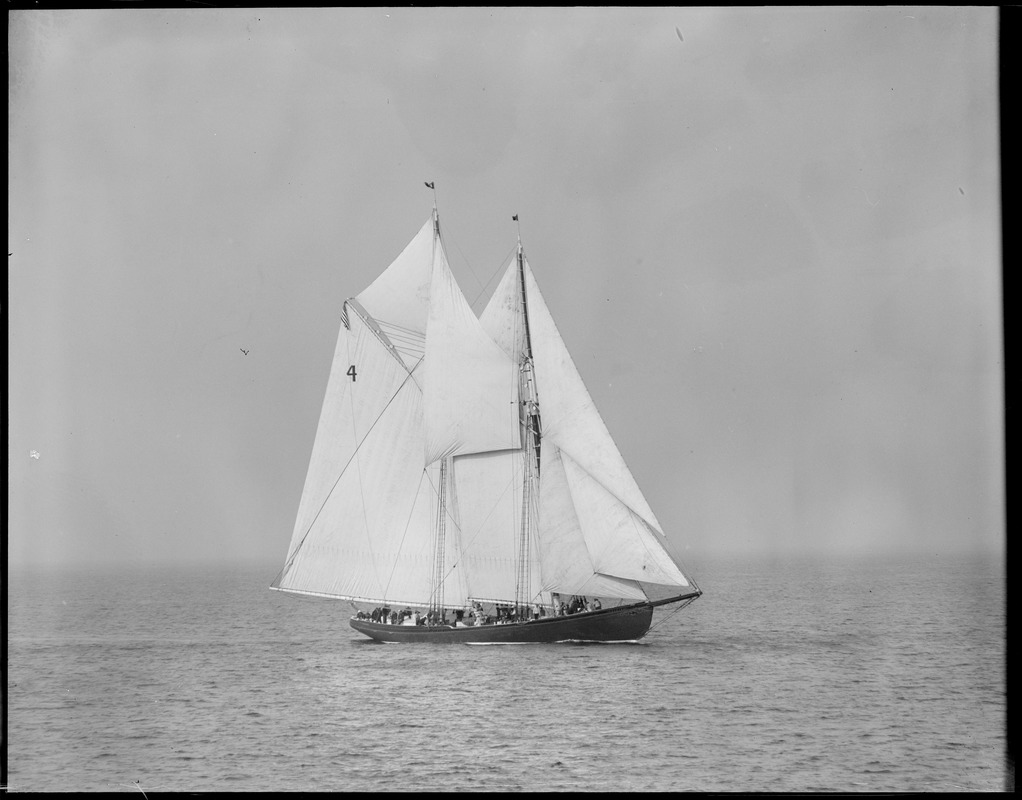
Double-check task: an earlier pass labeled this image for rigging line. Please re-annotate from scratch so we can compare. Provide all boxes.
[376,324,420,338]
[618,492,695,583]
[430,453,524,580]
[278,354,425,578]
[419,461,470,606]
[523,454,543,606]
[560,447,667,545]
[384,341,424,352]
[381,467,430,603]
[646,594,700,637]
[516,416,537,609]
[377,319,428,338]
[653,515,697,579]
[379,332,424,346]
[346,298,417,377]
[437,219,486,300]
[429,459,449,612]
[469,245,517,311]
[425,465,472,608]
[348,335,383,596]
[625,510,686,582]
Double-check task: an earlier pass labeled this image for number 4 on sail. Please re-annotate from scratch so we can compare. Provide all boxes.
[270,200,701,643]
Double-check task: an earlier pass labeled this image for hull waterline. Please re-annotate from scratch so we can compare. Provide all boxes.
[349,602,654,644]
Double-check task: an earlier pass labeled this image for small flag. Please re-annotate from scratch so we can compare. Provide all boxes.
[425,181,435,189]
[512,214,518,221]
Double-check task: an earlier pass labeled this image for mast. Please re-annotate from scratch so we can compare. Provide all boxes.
[515,234,542,613]
[517,241,542,471]
[429,197,448,618]
[429,459,448,616]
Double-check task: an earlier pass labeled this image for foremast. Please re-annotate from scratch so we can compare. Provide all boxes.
[515,236,542,614]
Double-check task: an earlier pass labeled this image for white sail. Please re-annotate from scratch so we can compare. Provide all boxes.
[520,260,663,533]
[558,449,689,587]
[534,446,650,601]
[422,237,520,464]
[355,212,520,464]
[477,256,526,364]
[274,308,439,603]
[274,213,520,606]
[447,450,531,603]
[479,253,692,600]
[356,217,434,357]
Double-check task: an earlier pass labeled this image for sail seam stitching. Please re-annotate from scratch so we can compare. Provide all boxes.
[279,360,423,582]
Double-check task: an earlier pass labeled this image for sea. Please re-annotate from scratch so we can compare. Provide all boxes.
[5,552,1009,793]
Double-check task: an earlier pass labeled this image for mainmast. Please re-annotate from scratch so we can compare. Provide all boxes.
[428,189,448,619]
[515,230,542,613]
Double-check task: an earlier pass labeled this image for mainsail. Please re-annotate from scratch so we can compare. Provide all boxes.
[272,212,519,607]
[272,210,694,613]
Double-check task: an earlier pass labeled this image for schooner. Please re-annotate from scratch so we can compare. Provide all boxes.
[271,199,701,643]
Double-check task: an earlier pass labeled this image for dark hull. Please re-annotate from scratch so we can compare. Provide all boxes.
[350,603,654,644]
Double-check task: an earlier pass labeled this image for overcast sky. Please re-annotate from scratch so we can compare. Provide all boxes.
[8,7,1002,570]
